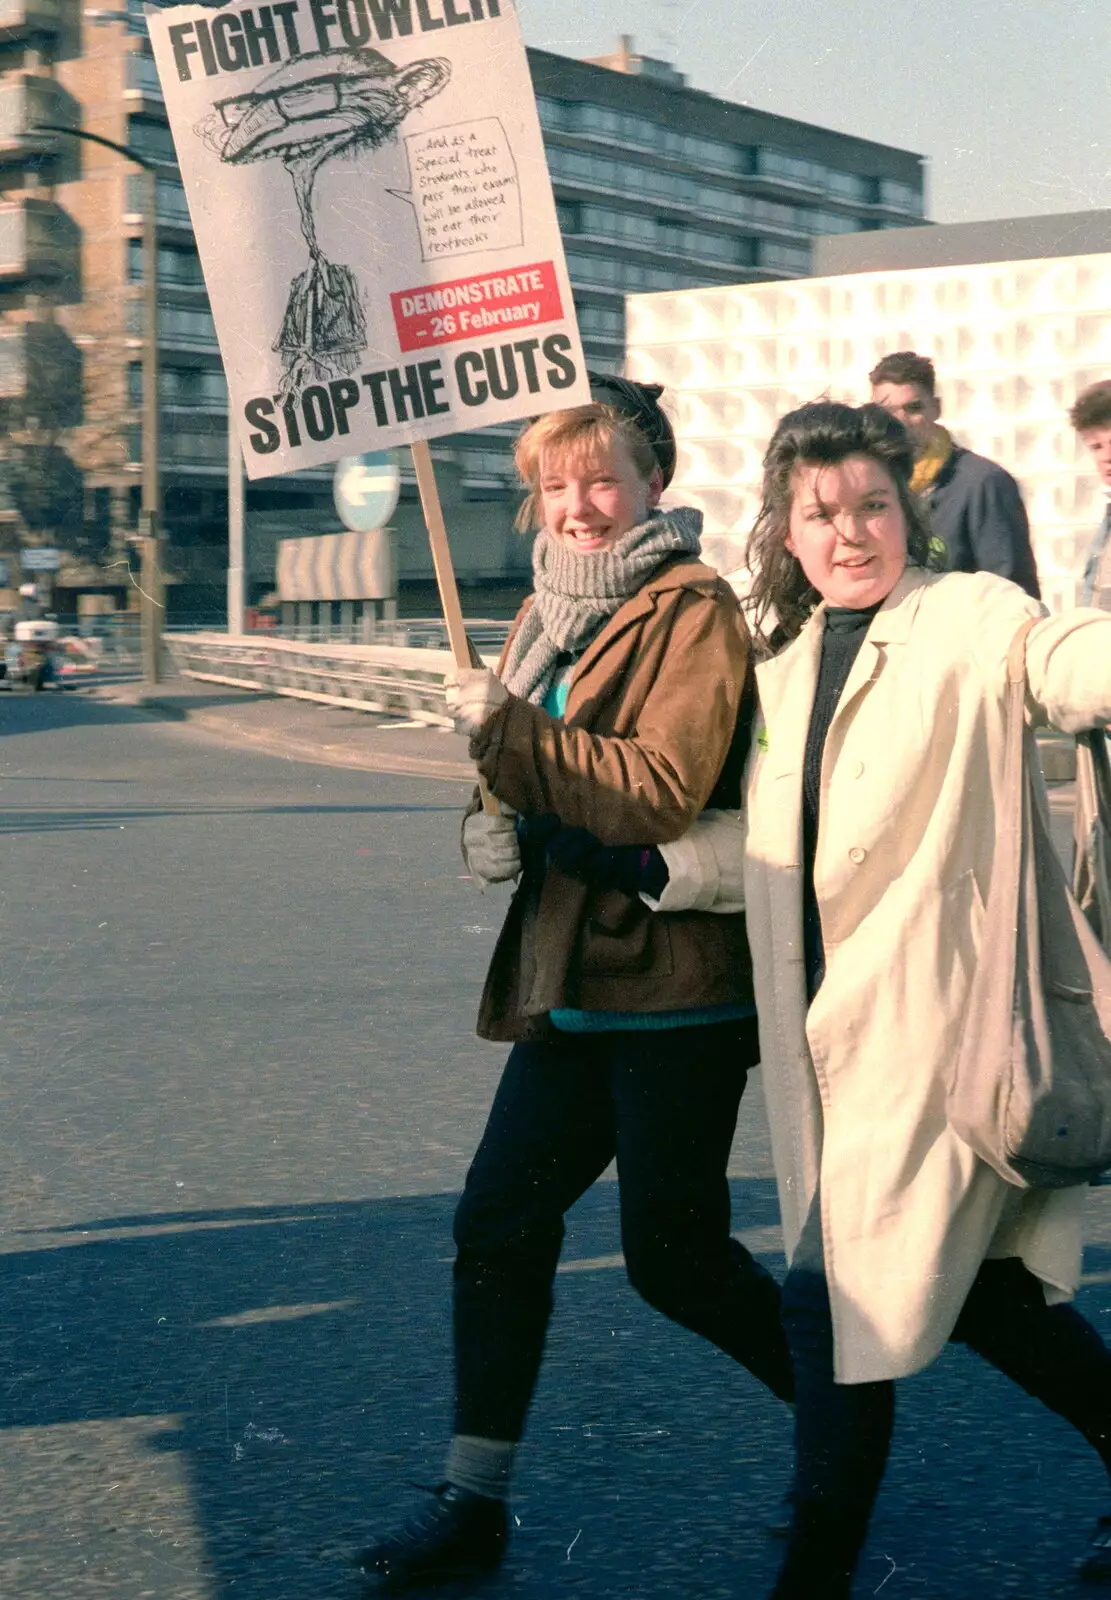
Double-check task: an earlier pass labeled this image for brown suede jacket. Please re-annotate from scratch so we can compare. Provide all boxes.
[466,555,755,1041]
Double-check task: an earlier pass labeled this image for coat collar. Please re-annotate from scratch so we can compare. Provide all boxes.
[565,555,722,688]
[763,563,932,662]
[754,565,935,768]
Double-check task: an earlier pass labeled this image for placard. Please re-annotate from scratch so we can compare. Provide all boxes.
[148,0,590,479]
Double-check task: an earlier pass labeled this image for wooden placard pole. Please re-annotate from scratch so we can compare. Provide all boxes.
[411,439,499,815]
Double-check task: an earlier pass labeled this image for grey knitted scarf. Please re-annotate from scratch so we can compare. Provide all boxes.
[501,508,703,706]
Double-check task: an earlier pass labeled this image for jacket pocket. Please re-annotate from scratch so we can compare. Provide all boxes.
[579,890,662,977]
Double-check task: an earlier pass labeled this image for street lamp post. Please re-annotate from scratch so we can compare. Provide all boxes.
[227,429,245,637]
[34,123,165,683]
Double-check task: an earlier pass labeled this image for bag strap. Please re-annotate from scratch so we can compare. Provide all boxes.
[992,618,1040,934]
[1005,615,1038,689]
[1002,617,1038,803]
[1081,726,1111,824]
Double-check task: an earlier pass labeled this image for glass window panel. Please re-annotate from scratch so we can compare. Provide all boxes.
[879,179,924,214]
[127,51,163,97]
[128,118,176,163]
[534,96,565,129]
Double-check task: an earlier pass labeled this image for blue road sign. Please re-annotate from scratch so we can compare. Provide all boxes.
[333,451,401,534]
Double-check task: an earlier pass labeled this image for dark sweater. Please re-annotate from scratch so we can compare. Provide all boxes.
[802,604,881,994]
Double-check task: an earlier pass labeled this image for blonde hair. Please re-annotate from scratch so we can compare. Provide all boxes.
[512,404,659,532]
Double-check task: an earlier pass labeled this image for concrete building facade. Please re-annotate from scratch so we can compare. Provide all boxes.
[0,14,926,617]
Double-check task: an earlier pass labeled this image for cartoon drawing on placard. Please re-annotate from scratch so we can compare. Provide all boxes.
[197,47,451,400]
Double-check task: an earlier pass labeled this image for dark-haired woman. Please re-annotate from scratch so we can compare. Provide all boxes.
[357,378,793,1590]
[655,398,1111,1596]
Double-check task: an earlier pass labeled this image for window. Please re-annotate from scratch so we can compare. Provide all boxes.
[558,102,745,173]
[577,103,623,138]
[128,301,217,345]
[661,130,747,172]
[799,209,862,235]
[574,303,625,338]
[89,485,112,540]
[761,241,811,273]
[128,118,177,165]
[826,169,874,204]
[579,205,657,245]
[127,175,192,226]
[879,179,923,215]
[534,97,566,130]
[564,251,721,294]
[545,143,751,222]
[127,51,163,99]
[757,148,827,188]
[657,222,752,265]
[0,330,24,393]
[127,240,206,287]
[750,196,800,230]
[163,429,229,464]
[162,367,227,406]
[159,306,217,344]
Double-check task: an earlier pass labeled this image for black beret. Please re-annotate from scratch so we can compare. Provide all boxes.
[588,371,677,488]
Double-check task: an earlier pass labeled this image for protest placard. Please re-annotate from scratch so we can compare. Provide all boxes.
[147,0,591,480]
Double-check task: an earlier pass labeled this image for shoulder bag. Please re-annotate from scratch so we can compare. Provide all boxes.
[1073,727,1111,952]
[946,618,1111,1188]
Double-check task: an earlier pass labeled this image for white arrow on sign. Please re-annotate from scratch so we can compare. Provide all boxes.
[333,450,401,533]
[346,465,391,504]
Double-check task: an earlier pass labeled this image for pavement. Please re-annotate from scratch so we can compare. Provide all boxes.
[0,682,1105,1600]
[81,674,477,785]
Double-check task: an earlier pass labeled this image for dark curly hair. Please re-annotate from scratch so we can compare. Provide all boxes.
[1069,380,1111,433]
[745,400,944,647]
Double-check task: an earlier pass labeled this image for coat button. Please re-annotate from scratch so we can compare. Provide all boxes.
[849,846,866,864]
[850,760,864,778]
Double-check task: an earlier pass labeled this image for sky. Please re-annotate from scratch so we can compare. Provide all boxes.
[518,0,1110,228]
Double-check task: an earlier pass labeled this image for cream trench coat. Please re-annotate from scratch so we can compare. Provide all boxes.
[667,567,1111,1385]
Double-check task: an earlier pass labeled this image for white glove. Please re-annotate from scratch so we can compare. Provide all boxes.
[643,809,746,914]
[445,667,509,737]
[463,808,521,889]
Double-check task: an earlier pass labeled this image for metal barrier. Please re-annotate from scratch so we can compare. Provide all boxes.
[163,633,498,725]
[262,616,513,651]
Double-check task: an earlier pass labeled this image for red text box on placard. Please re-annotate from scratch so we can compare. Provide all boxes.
[391,262,564,353]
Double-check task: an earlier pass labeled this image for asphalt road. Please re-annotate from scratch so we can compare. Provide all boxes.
[2,690,1111,1600]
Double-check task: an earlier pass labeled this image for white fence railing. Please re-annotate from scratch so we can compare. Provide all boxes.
[163,633,498,726]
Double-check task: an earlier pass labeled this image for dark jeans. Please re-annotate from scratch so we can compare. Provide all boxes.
[773,1255,1111,1600]
[451,1017,794,1441]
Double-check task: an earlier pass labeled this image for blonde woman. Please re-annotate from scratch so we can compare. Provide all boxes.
[359,378,792,1589]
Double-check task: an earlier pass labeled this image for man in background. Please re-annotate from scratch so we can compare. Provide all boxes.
[869,350,1040,598]
[1070,379,1111,608]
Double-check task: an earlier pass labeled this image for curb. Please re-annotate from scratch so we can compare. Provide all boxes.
[180,708,475,782]
[84,682,475,784]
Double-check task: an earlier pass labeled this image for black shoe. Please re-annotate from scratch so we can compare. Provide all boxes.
[1080,1514,1111,1583]
[357,1482,509,1589]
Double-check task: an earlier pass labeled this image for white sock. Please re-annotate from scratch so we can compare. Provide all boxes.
[445,1434,516,1501]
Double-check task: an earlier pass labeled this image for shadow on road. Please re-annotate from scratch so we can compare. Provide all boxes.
[0,803,462,835]
[1,1179,1109,1598]
[0,692,152,736]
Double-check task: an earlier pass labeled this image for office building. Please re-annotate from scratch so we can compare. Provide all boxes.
[0,16,926,613]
